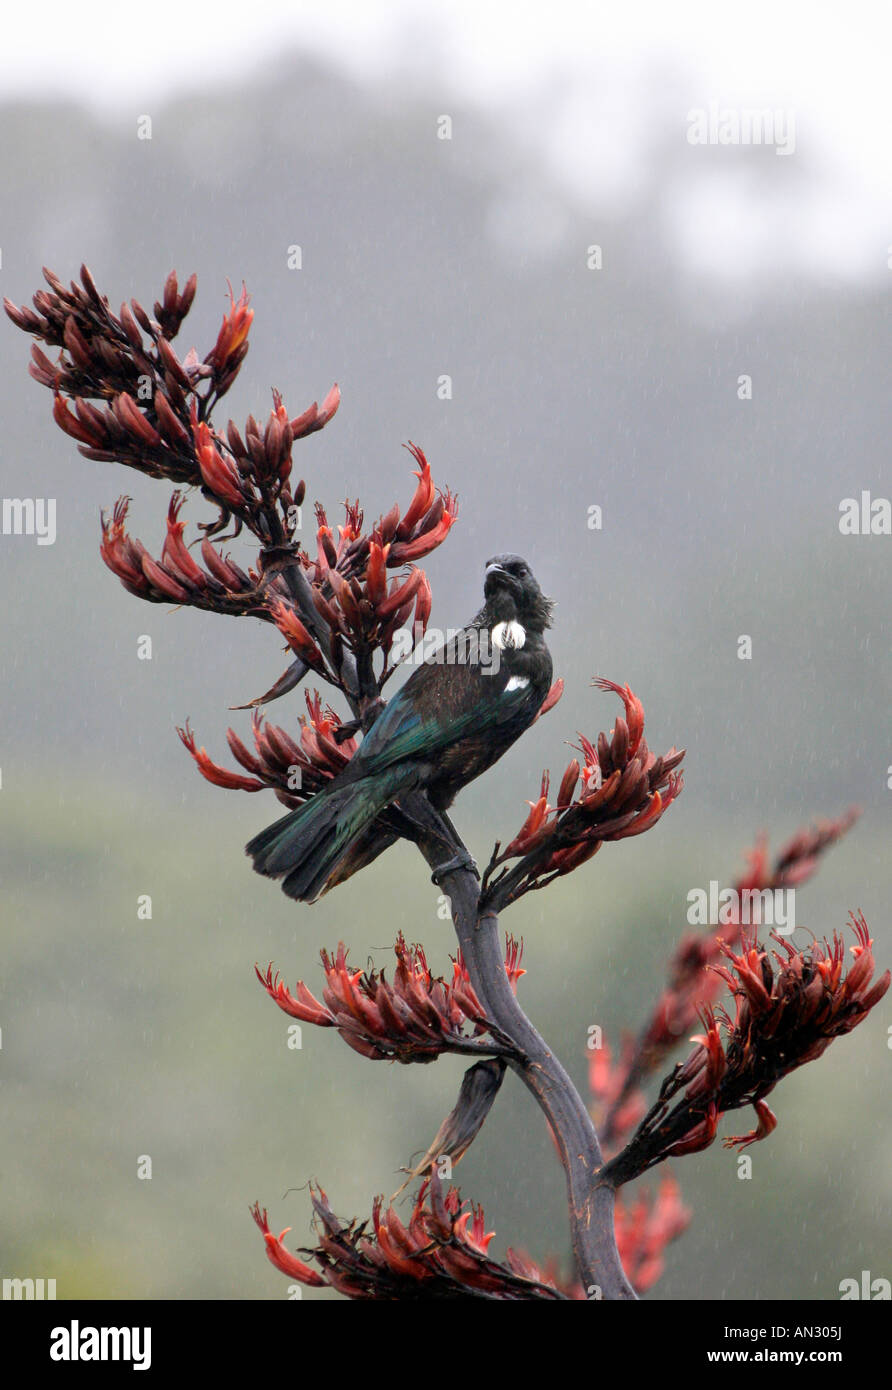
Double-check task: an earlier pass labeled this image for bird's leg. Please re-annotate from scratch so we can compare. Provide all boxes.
[393,790,453,851]
[429,808,479,884]
[437,808,462,842]
[396,792,479,884]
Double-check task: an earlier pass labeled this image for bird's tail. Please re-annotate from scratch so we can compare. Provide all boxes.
[245,766,415,902]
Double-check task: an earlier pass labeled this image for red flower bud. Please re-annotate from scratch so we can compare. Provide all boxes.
[193,418,243,510]
[365,541,388,605]
[397,443,435,539]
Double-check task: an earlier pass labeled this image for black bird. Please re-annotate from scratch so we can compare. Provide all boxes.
[246,554,553,902]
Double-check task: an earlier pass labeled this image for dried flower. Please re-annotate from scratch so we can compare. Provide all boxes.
[251,1173,568,1300]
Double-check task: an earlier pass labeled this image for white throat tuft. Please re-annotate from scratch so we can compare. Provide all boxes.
[492,619,526,651]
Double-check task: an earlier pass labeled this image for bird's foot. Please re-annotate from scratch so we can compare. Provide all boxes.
[431,850,479,886]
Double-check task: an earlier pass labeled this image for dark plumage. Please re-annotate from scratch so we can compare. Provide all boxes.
[246,554,553,901]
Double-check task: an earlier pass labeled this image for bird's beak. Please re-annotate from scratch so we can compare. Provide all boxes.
[485,563,507,579]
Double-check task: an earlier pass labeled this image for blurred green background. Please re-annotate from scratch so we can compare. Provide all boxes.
[1,33,890,1300]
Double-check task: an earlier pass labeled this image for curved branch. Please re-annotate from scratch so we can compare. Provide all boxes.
[410,808,636,1300]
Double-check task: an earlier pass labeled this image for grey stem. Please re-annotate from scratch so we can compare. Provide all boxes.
[406,794,637,1300]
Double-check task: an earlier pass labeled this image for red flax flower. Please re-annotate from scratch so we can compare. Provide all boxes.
[269,599,332,676]
[253,1213,326,1286]
[481,677,684,909]
[501,772,554,857]
[289,382,341,439]
[387,443,458,563]
[601,911,890,1186]
[193,415,245,511]
[251,1173,568,1299]
[206,281,253,391]
[255,932,527,1063]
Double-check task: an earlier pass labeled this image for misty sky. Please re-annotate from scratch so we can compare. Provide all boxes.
[3,1,890,283]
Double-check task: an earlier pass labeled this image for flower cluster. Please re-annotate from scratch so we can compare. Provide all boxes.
[255,932,526,1063]
[481,678,684,908]
[251,1173,569,1299]
[304,445,457,578]
[262,445,453,693]
[599,808,861,1146]
[8,265,195,430]
[602,912,889,1185]
[4,266,319,507]
[101,493,274,616]
[7,266,459,712]
[178,691,358,810]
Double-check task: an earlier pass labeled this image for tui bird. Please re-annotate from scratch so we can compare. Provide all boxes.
[246,554,553,902]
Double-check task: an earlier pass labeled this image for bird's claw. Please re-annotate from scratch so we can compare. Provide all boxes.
[431,851,479,886]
